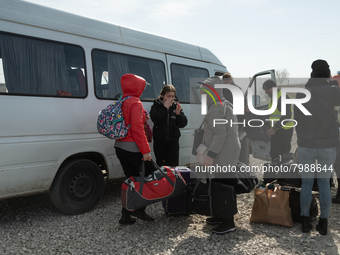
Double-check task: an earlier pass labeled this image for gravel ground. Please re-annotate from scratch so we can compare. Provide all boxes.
[1,134,340,255]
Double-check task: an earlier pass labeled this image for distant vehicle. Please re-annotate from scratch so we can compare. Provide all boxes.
[0,0,274,214]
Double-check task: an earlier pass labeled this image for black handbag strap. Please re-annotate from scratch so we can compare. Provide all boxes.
[139,159,175,194]
[198,119,204,130]
[139,161,146,193]
[150,159,175,186]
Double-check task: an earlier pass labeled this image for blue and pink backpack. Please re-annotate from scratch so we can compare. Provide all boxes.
[97,96,132,139]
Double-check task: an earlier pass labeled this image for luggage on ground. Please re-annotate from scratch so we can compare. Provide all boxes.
[162,167,197,215]
[216,162,258,194]
[187,179,238,219]
[121,160,187,211]
[263,152,318,190]
[289,188,318,223]
[250,183,293,227]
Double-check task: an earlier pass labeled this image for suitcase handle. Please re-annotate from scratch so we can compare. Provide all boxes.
[139,159,175,194]
[192,178,212,196]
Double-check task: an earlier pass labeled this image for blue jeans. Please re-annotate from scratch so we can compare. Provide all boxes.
[298,147,336,219]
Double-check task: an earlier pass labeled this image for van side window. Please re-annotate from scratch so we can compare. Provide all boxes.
[92,50,166,101]
[171,63,209,103]
[0,32,86,98]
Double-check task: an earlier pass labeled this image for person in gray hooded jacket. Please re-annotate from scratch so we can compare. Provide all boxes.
[200,76,241,234]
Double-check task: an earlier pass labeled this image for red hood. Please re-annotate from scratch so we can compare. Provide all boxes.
[121,73,146,98]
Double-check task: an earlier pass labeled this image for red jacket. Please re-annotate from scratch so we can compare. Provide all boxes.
[116,74,150,155]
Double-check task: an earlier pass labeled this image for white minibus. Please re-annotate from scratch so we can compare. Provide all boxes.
[1,0,274,214]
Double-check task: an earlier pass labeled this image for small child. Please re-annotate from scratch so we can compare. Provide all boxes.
[150,85,187,166]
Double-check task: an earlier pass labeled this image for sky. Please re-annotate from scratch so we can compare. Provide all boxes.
[25,0,340,79]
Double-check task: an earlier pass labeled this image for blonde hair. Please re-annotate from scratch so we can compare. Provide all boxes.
[159,84,176,99]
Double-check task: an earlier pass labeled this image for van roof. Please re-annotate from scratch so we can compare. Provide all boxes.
[0,0,225,66]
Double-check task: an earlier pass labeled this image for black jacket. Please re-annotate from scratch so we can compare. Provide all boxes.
[150,99,187,142]
[295,78,340,148]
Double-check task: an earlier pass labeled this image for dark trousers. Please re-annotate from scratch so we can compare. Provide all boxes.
[115,147,154,215]
[153,140,179,167]
[270,127,294,161]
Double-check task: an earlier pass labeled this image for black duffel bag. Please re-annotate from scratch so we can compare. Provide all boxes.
[214,162,258,194]
[187,179,238,219]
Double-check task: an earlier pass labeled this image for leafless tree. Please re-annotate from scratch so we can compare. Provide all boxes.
[275,69,290,85]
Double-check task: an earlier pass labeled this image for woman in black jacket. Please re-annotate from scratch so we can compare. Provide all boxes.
[295,59,340,235]
[150,85,187,166]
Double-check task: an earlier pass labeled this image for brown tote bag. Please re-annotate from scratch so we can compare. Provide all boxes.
[250,184,293,227]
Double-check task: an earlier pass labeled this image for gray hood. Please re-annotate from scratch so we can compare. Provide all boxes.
[201,76,224,107]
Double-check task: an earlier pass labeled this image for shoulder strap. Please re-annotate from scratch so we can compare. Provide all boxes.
[222,100,231,118]
[198,120,204,129]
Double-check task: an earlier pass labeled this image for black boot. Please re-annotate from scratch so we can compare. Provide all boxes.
[206,217,223,225]
[211,217,236,235]
[132,210,154,221]
[119,214,136,225]
[316,218,327,235]
[301,216,312,233]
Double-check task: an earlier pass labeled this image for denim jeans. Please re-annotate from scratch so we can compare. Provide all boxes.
[298,147,336,219]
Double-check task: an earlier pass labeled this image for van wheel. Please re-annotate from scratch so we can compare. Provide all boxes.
[50,158,104,215]
[239,136,250,165]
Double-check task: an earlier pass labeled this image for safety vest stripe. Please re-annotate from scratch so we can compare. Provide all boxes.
[282,120,294,124]
[268,90,294,129]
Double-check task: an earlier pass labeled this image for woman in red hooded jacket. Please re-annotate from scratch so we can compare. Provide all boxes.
[114,73,154,225]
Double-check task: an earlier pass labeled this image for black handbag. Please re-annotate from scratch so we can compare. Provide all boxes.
[187,179,238,219]
[189,179,213,216]
[192,120,204,156]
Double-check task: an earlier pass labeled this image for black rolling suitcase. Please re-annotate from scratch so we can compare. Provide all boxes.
[162,167,197,215]
[289,188,318,222]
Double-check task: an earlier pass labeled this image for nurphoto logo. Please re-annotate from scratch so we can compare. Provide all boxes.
[199,83,312,128]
